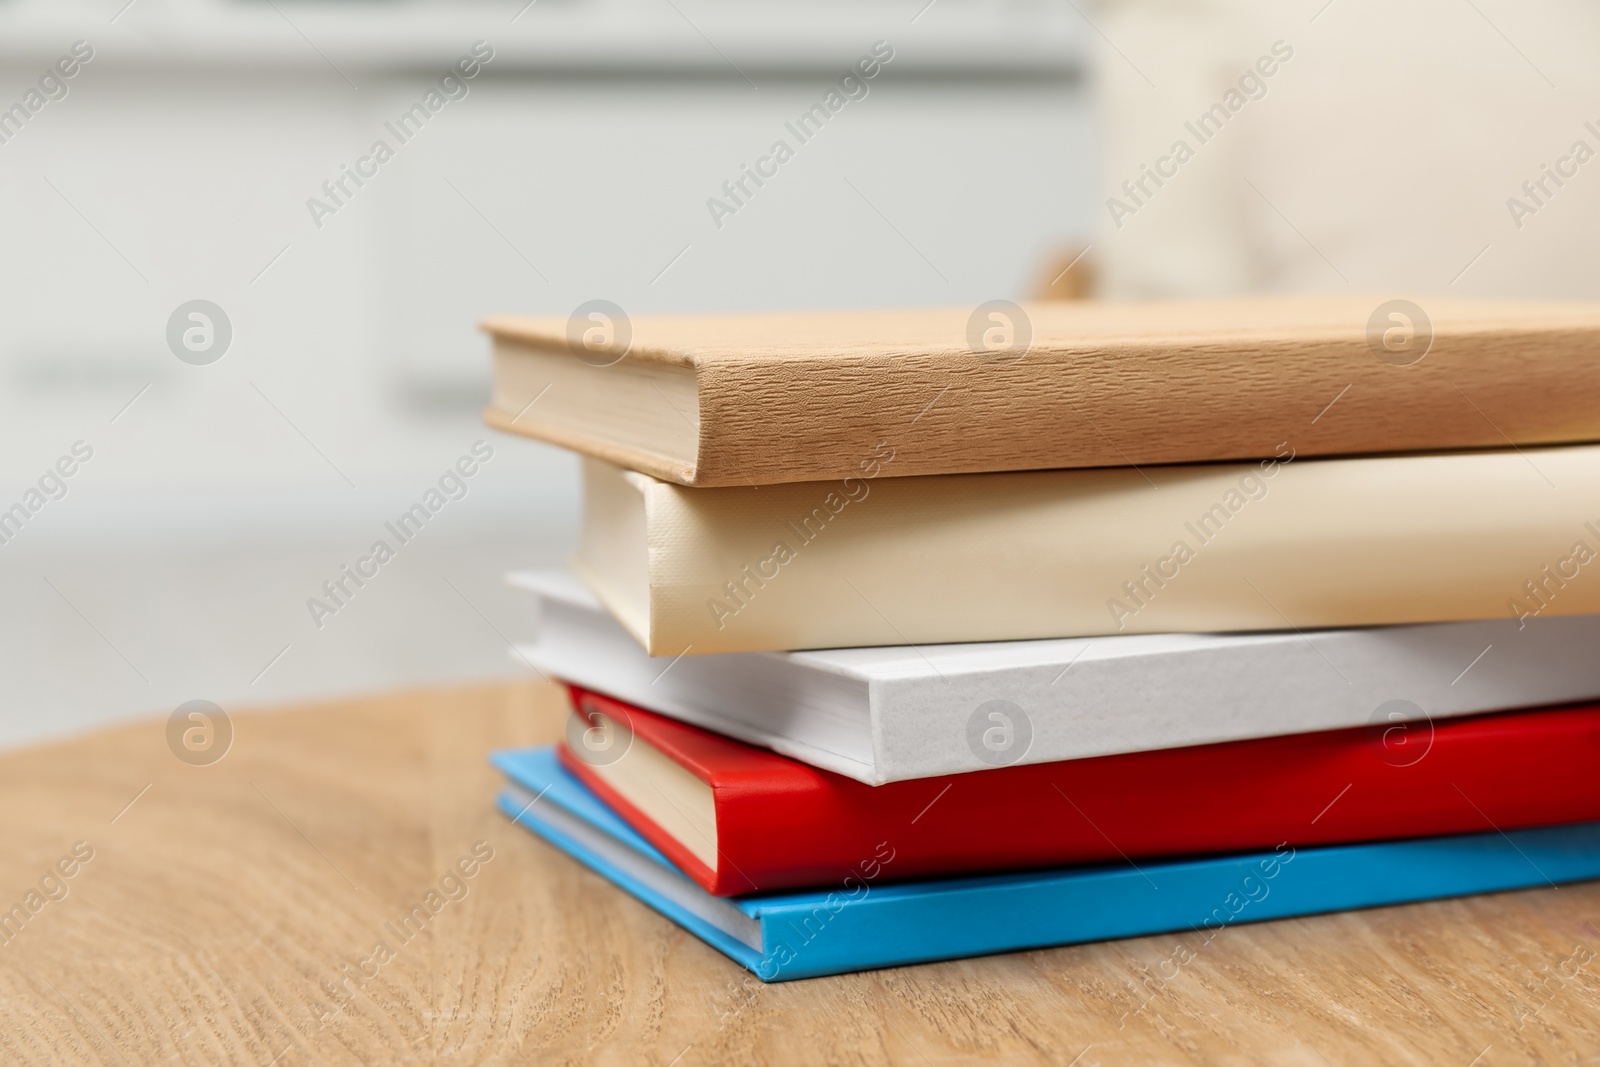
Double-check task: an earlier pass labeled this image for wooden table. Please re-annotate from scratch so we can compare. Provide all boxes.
[3,682,1598,1065]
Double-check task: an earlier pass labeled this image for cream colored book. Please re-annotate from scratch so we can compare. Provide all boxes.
[574,446,1600,655]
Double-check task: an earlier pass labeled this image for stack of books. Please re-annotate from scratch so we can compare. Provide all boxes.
[485,297,1600,981]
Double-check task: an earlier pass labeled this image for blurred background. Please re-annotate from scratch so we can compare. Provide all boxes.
[1,0,1596,749]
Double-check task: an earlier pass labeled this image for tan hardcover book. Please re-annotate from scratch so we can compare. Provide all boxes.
[573,446,1600,655]
[485,297,1600,487]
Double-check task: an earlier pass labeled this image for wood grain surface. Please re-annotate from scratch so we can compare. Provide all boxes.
[485,297,1600,486]
[3,680,1599,1066]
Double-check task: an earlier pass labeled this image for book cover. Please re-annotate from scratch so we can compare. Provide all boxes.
[513,568,1600,783]
[557,685,1600,896]
[575,446,1600,653]
[494,747,1600,982]
[484,297,1600,487]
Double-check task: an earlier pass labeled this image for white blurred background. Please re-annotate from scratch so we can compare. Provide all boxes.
[3,0,1596,748]
[0,0,1089,746]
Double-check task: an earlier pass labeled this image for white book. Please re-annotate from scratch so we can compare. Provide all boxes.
[510,570,1600,785]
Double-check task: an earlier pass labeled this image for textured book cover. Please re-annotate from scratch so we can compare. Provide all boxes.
[485,297,1600,486]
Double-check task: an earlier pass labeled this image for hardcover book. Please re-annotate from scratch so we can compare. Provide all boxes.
[556,686,1600,896]
[494,747,1600,982]
[512,569,1600,783]
[572,444,1600,653]
[484,297,1600,487]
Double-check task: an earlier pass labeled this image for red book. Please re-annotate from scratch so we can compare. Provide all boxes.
[557,684,1600,896]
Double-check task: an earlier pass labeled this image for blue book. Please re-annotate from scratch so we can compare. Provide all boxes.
[494,746,1600,982]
